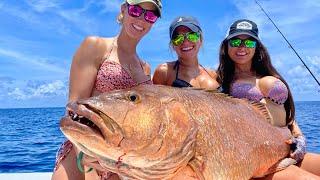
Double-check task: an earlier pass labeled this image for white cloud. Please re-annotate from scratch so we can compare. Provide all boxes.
[0,48,68,75]
[8,88,28,100]
[32,80,66,96]
[288,65,309,77]
[0,3,40,25]
[26,0,60,12]
[7,80,68,100]
[306,56,320,68]
[99,0,122,13]
[0,1,101,36]
[231,0,320,39]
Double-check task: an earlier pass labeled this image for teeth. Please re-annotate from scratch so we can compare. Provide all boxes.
[133,24,143,31]
[69,112,97,129]
[72,114,78,120]
[236,52,246,56]
[182,47,193,51]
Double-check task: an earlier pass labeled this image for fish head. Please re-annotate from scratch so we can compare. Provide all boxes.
[60,85,197,175]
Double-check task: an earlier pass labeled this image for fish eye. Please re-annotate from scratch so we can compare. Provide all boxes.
[127,92,140,103]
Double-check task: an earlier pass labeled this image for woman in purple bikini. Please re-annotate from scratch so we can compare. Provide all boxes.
[52,0,161,179]
[217,19,320,179]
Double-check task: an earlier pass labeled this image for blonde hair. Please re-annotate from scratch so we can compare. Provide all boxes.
[117,13,124,24]
[117,2,126,24]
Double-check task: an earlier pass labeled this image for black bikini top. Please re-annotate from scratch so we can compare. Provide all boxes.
[172,61,213,88]
[172,61,193,88]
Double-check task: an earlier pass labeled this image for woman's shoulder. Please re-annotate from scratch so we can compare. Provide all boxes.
[152,61,176,85]
[155,61,176,71]
[80,36,114,51]
[74,36,115,65]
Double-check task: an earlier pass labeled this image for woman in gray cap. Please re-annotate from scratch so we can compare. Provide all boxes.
[153,16,219,90]
[217,19,320,179]
[52,0,161,179]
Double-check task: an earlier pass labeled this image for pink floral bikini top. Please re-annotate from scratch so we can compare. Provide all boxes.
[94,39,152,92]
[230,79,288,105]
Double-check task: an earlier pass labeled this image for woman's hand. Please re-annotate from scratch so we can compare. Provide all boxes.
[286,135,307,163]
[81,152,121,180]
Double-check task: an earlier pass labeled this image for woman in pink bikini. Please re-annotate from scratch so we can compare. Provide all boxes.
[217,19,320,179]
[52,0,161,179]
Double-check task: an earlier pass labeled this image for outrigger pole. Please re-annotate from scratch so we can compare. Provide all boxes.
[255,0,320,87]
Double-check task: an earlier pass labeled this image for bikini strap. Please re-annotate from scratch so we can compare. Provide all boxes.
[200,64,216,80]
[138,59,149,76]
[101,37,117,64]
[174,60,180,79]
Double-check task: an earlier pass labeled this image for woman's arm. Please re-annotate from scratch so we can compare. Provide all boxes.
[52,36,107,180]
[68,36,106,101]
[287,120,306,162]
[259,76,306,162]
[289,120,303,137]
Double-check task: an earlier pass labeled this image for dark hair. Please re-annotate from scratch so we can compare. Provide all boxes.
[216,39,295,125]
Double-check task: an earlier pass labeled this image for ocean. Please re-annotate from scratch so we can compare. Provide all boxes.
[0,102,319,173]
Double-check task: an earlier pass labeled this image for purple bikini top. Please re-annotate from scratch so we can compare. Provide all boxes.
[230,80,288,104]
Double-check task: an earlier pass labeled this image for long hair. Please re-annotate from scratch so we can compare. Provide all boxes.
[216,39,295,125]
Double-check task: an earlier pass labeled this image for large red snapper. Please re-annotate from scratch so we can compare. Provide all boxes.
[60,85,294,179]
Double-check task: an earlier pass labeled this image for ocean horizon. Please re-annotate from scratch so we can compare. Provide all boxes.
[0,101,319,173]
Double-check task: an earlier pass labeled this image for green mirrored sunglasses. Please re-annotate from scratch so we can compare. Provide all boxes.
[171,32,200,46]
[229,38,257,48]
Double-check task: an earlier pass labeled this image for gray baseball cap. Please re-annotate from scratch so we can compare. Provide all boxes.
[169,16,202,39]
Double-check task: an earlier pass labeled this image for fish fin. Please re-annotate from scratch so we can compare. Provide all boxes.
[188,159,205,180]
[185,87,221,93]
[253,158,297,178]
[204,89,220,93]
[249,100,272,124]
[186,87,205,90]
[204,90,273,123]
[189,88,273,122]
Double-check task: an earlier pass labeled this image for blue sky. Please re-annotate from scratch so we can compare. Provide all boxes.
[0,0,319,108]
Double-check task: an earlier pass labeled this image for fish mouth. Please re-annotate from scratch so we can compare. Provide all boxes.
[60,101,124,147]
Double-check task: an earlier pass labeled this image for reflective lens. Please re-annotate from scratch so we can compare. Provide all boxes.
[229,38,257,48]
[127,4,159,24]
[171,32,200,46]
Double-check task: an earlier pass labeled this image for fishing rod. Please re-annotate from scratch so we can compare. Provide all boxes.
[255,0,320,87]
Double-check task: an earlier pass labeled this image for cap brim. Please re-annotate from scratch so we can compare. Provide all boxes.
[126,0,161,17]
[226,32,260,41]
[170,22,201,38]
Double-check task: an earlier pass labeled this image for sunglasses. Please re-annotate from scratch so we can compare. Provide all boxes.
[127,4,159,24]
[229,38,257,48]
[171,32,200,46]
